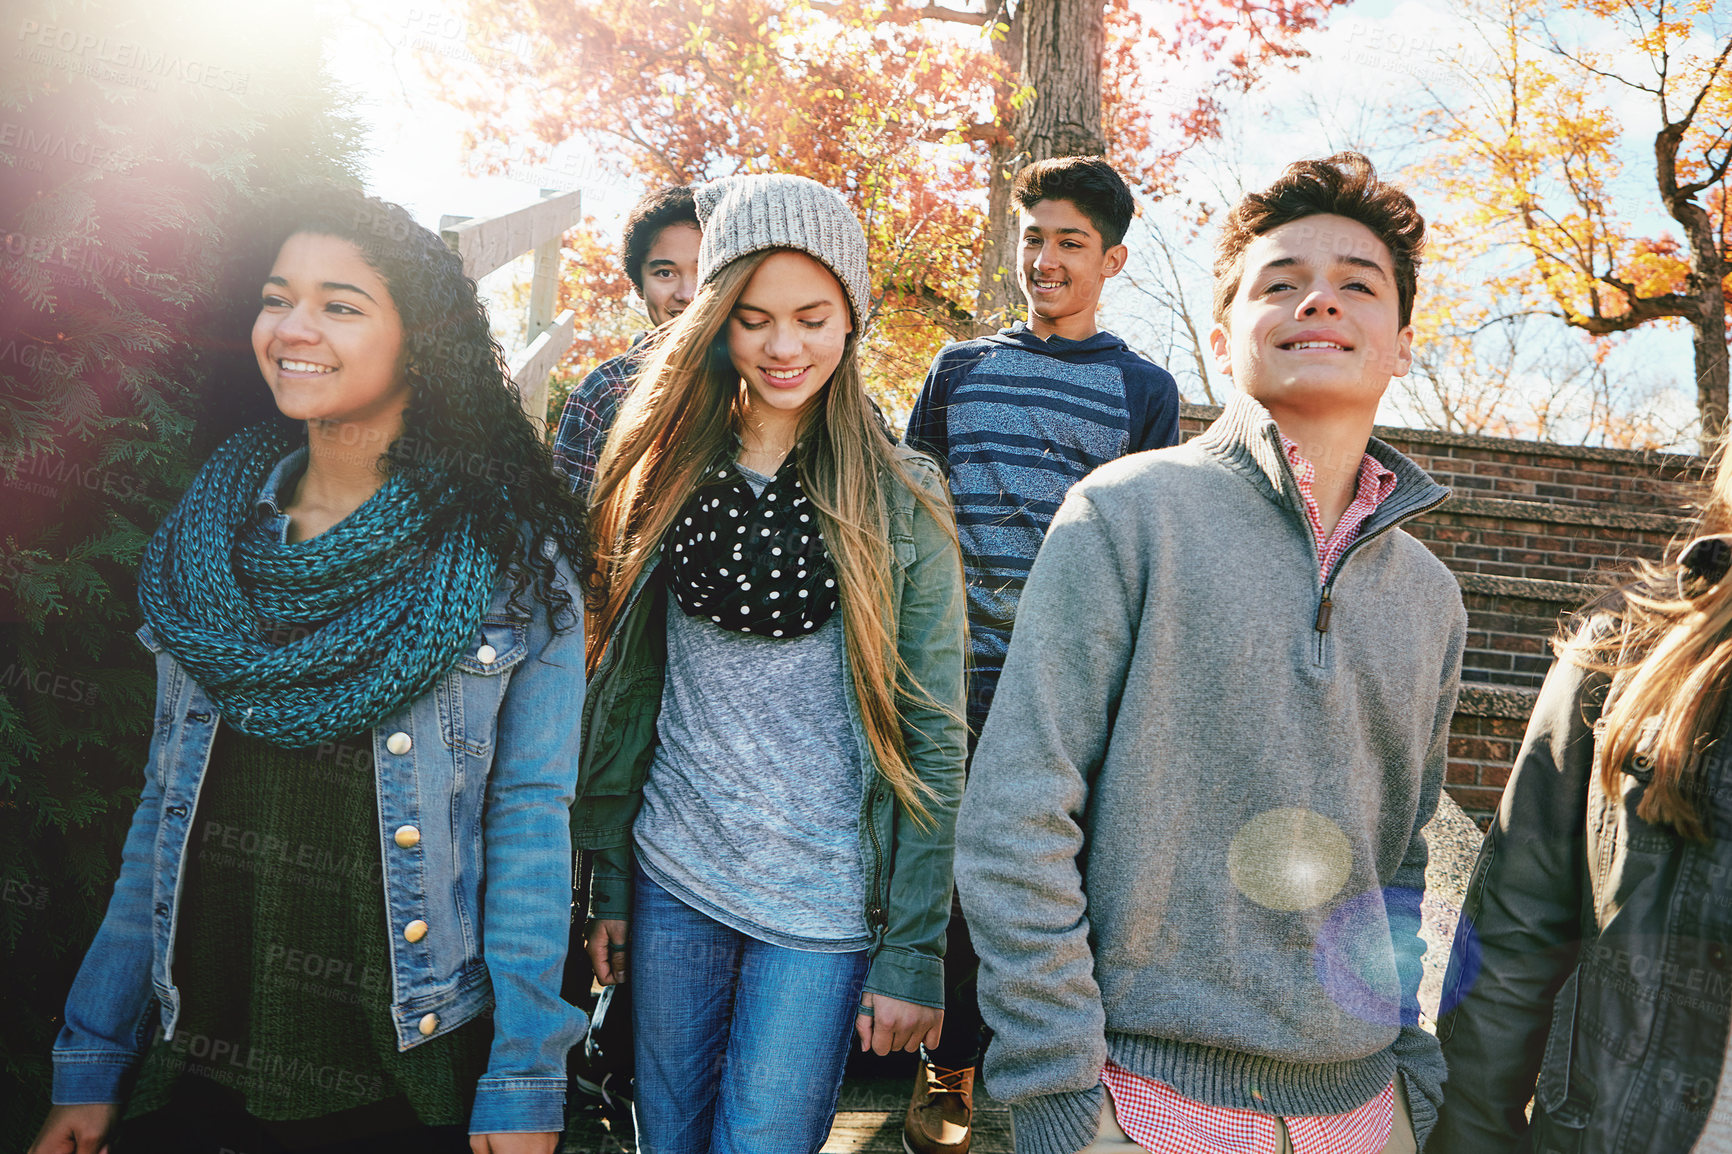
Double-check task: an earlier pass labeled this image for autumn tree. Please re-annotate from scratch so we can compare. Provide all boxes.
[1421,0,1731,439]
[423,0,1336,416]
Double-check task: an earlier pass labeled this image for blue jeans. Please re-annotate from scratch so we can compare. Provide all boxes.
[631,870,870,1154]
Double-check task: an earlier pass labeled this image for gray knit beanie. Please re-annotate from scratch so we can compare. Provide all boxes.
[693,174,871,326]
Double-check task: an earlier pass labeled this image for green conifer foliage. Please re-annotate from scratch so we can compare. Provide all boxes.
[0,0,362,1135]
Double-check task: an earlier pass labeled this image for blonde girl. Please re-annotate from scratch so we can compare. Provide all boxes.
[573,174,968,1154]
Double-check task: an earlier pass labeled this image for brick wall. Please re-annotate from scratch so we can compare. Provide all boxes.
[1372,429,1702,512]
[1444,699,1527,818]
[1458,581,1568,689]
[1403,504,1677,586]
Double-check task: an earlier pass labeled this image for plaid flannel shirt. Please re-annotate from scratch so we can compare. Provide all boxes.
[552,334,651,500]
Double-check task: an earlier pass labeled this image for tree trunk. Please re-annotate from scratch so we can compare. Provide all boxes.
[1691,300,1730,445]
[1016,0,1107,160]
[975,0,1107,334]
[1655,112,1730,442]
[1676,190,1729,442]
[976,136,1021,335]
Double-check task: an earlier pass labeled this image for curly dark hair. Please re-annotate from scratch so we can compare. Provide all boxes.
[621,185,698,293]
[1212,152,1426,328]
[189,184,585,630]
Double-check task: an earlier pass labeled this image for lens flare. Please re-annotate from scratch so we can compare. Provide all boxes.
[1227,807,1353,911]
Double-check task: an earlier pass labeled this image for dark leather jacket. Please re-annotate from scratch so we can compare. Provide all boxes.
[1432,635,1732,1153]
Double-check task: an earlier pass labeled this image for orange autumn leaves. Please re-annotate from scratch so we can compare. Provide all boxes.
[1415,0,1730,433]
[422,0,1336,418]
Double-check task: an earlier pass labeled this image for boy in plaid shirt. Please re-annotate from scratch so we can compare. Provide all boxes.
[553,185,699,499]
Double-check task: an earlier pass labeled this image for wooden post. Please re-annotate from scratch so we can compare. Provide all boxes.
[439,190,583,429]
[519,190,566,428]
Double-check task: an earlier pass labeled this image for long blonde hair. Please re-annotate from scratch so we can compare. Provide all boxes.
[586,249,961,824]
[1562,442,1726,841]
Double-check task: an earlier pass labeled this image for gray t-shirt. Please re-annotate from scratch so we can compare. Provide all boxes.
[633,462,870,951]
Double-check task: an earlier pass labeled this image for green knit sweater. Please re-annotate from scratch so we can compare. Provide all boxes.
[128,724,489,1124]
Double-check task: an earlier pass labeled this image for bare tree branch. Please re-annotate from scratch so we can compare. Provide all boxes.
[1542,38,1661,94]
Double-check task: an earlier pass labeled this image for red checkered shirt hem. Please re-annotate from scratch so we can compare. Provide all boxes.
[1100,1060,1395,1154]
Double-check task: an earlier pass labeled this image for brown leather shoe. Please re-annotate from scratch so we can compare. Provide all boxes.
[902,1057,974,1154]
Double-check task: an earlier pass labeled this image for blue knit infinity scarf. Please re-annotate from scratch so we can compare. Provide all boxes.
[138,423,502,748]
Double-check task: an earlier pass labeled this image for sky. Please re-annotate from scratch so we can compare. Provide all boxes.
[317,0,1710,446]
[325,3,644,230]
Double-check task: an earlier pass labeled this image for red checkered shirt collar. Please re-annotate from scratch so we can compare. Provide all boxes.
[1101,1061,1396,1154]
[1279,435,1398,583]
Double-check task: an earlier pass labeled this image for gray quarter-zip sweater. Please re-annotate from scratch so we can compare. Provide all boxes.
[955,392,1467,1154]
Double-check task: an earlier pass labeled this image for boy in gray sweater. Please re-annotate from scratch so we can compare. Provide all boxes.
[954,153,1466,1154]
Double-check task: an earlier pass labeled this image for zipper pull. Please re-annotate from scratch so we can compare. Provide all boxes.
[1315,590,1333,633]
[867,906,888,930]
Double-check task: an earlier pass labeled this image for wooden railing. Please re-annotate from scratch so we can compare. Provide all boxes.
[440,189,582,428]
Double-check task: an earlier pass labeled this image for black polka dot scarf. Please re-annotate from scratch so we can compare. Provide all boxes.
[666,460,840,638]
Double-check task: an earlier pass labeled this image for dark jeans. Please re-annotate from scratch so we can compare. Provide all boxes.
[114,1074,473,1153]
[928,727,988,1070]
[925,902,986,1068]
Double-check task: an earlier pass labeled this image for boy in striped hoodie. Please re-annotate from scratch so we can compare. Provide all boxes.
[901,154,1180,1154]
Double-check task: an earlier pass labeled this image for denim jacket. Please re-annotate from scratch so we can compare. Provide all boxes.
[51,450,588,1134]
[573,444,968,1007]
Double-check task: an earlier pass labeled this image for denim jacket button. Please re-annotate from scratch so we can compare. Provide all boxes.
[393,825,421,849]
[386,731,412,755]
[403,919,429,943]
[477,644,498,665]
[154,903,169,916]
[418,1013,439,1036]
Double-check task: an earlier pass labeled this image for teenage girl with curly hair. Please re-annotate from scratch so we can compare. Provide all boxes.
[30,186,587,1154]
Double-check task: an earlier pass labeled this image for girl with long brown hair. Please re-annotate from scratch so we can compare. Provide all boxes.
[572,173,968,1154]
[1433,446,1732,1153]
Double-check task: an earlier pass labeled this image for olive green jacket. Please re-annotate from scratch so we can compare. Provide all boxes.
[572,445,968,1007]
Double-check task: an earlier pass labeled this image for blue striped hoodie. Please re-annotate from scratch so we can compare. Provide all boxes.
[905,322,1181,734]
